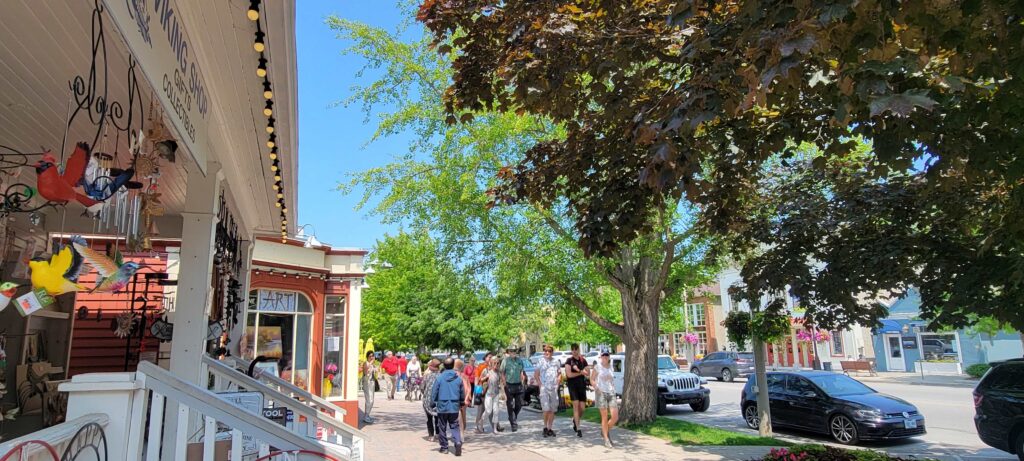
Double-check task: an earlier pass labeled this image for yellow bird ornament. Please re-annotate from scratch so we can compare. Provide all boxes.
[29,237,88,295]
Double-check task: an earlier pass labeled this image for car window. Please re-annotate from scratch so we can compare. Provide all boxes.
[787,375,817,395]
[766,374,785,393]
[704,353,719,361]
[657,356,677,370]
[612,359,623,373]
[807,374,874,396]
[738,353,754,361]
[981,364,1024,391]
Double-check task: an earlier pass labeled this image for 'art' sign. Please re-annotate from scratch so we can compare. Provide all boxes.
[103,0,211,174]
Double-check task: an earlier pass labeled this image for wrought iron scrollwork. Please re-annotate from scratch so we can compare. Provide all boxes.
[0,145,58,216]
[59,422,108,461]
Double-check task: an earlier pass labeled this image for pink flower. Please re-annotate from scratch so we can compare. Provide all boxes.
[684,332,699,344]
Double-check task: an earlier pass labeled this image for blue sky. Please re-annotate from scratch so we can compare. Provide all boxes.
[295,1,411,250]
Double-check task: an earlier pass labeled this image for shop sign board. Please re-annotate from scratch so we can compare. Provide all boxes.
[215,391,263,456]
[102,0,211,174]
[261,406,293,426]
[255,289,297,312]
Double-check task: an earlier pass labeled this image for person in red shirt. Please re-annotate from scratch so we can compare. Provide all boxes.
[380,351,401,400]
[397,353,409,395]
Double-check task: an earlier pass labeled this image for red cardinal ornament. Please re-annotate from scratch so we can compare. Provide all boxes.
[35,142,98,207]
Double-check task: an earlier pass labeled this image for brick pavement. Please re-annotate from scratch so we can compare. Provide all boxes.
[357,390,780,461]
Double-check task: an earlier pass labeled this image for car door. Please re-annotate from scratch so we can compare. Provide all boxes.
[701,352,720,373]
[765,374,787,424]
[783,375,828,430]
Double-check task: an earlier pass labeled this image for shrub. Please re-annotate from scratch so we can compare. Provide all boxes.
[966,363,990,378]
[759,444,924,461]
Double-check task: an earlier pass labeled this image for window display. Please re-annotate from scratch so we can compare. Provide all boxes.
[242,289,313,390]
[322,296,346,399]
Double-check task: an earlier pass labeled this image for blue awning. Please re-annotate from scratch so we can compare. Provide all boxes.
[876,319,903,333]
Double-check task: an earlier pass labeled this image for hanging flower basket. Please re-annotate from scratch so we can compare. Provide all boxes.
[684,332,699,345]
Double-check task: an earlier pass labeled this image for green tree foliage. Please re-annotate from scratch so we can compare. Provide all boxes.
[329,12,716,424]
[722,310,752,351]
[361,232,513,352]
[416,1,1024,332]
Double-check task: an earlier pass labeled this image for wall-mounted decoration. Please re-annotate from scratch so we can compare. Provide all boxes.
[0,282,17,313]
[150,317,173,342]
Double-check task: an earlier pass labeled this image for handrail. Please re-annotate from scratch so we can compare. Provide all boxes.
[226,356,349,418]
[136,361,344,458]
[202,356,370,441]
[0,413,109,458]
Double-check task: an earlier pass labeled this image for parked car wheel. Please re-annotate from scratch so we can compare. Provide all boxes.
[690,397,710,412]
[690,367,701,376]
[743,404,759,429]
[656,395,667,416]
[1016,430,1024,461]
[829,414,860,445]
[721,368,734,382]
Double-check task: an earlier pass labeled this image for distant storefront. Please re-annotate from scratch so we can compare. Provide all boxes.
[873,289,1023,374]
[245,237,366,427]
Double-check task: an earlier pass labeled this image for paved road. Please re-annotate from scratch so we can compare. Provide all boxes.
[662,379,1015,460]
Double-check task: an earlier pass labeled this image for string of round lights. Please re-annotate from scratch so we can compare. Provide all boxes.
[248,0,288,243]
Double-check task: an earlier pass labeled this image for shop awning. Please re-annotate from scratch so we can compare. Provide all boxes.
[876,319,903,334]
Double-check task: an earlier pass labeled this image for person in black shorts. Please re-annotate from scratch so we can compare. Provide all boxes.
[564,343,589,437]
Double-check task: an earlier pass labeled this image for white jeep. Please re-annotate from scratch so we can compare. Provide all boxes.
[610,354,710,415]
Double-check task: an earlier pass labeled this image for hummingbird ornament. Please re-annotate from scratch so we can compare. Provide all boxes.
[0,282,17,312]
[72,242,142,293]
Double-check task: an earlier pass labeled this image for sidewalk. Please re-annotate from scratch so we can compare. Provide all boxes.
[358,391,779,460]
[848,371,979,388]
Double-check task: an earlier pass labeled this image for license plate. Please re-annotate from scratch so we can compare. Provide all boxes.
[904,419,917,429]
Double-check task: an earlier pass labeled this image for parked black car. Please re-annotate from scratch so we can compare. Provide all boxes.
[691,351,755,382]
[741,371,926,444]
[974,359,1024,460]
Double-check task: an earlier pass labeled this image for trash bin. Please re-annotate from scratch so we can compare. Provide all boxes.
[822,362,833,371]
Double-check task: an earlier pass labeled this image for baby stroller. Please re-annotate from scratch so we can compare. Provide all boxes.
[407,375,424,401]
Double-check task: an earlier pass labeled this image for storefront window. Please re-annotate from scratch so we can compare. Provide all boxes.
[920,332,959,361]
[243,289,314,390]
[322,296,346,399]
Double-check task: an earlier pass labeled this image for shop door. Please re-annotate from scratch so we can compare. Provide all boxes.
[884,334,906,371]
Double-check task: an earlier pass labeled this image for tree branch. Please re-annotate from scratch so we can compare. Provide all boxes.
[552,278,626,338]
[532,203,629,291]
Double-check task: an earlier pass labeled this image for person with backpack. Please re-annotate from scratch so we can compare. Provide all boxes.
[499,347,527,432]
[431,358,466,456]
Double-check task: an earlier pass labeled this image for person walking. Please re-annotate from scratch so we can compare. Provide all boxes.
[361,351,378,424]
[590,352,619,448]
[397,352,409,394]
[499,347,526,432]
[422,359,442,441]
[453,359,469,436]
[380,351,400,400]
[564,343,589,437]
[534,345,562,437]
[474,352,493,432]
[480,356,504,433]
[406,355,423,401]
[431,358,465,456]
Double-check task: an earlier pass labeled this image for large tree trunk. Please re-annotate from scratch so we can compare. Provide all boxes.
[617,275,662,425]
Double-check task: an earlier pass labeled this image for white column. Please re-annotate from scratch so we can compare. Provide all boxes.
[164,161,221,459]
[791,329,801,368]
[228,239,255,357]
[344,278,364,402]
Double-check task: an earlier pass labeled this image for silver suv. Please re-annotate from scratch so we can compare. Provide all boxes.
[690,351,754,382]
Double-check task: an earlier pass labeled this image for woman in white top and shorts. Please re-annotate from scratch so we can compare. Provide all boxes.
[590,351,619,448]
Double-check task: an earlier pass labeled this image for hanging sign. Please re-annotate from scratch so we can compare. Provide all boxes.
[102,0,211,174]
[255,289,297,312]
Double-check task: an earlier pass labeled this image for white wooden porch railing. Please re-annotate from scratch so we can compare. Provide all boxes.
[0,413,109,460]
[136,361,348,461]
[201,356,367,456]
[225,356,350,420]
